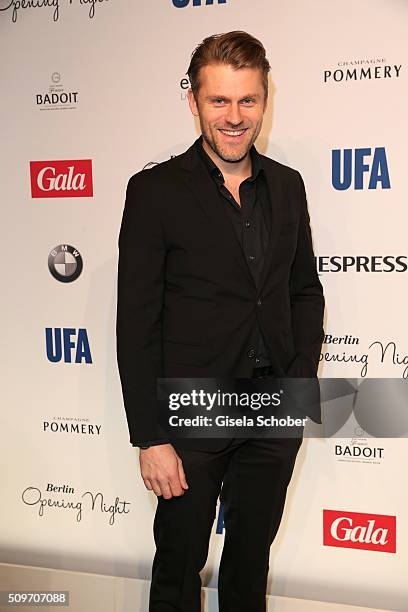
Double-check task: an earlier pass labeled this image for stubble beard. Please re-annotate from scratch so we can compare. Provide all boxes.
[200,120,263,164]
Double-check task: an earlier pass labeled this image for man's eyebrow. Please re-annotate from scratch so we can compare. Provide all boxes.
[204,95,228,101]
[205,94,261,101]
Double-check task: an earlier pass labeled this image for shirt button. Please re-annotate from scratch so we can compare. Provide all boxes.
[248,255,255,262]
[255,357,261,364]
[245,220,251,228]
[257,298,262,306]
[247,348,256,359]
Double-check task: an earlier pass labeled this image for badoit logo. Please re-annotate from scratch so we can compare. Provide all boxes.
[30,160,93,198]
[323,509,396,553]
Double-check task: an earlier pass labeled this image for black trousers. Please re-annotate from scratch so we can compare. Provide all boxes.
[148,434,303,611]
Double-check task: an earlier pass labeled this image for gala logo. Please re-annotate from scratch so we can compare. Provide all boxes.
[30,159,93,198]
[323,509,396,553]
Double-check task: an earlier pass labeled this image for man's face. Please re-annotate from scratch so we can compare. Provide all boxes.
[188,63,267,164]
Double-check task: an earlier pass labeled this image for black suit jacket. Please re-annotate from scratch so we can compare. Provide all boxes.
[116,140,325,451]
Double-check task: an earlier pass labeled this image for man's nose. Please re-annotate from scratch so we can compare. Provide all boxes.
[224,103,243,126]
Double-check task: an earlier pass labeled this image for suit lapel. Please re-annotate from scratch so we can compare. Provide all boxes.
[257,159,284,292]
[179,142,256,289]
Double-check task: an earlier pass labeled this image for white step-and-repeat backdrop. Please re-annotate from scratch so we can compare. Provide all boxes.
[1,1,407,609]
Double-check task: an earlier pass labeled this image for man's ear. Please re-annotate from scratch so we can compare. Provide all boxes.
[263,93,268,113]
[187,88,199,117]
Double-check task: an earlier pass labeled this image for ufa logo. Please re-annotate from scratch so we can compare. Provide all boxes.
[323,509,396,553]
[332,147,390,190]
[46,328,92,363]
[30,160,93,198]
[172,0,226,6]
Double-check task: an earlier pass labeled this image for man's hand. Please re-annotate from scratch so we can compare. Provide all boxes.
[139,443,189,499]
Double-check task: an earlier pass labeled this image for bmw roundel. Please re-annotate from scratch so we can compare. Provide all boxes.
[48,244,83,282]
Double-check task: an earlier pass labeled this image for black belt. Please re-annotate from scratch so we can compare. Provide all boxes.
[252,365,274,379]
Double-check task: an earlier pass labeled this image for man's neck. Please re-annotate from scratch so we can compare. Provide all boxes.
[202,137,252,181]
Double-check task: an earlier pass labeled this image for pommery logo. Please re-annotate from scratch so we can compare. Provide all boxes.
[0,0,110,24]
[324,58,402,84]
[43,415,102,437]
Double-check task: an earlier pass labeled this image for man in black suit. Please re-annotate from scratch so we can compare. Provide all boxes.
[117,31,324,612]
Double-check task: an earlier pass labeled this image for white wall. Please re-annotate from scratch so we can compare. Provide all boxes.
[1,1,406,609]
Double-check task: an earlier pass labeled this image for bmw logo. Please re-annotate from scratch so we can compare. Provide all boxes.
[48,244,83,283]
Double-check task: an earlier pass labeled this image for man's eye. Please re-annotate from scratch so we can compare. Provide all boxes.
[213,99,225,105]
[241,98,255,105]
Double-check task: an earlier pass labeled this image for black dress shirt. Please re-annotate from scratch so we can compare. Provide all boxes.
[133,137,272,448]
[196,137,272,365]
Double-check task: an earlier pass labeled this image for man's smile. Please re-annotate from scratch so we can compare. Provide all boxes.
[218,128,248,138]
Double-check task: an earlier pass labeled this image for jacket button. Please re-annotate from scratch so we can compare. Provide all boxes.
[247,348,256,359]
[255,357,261,364]
[256,298,262,306]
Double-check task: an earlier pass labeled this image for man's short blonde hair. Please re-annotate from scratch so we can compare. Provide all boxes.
[187,31,271,99]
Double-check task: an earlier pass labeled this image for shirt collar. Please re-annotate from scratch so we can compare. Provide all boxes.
[195,136,263,184]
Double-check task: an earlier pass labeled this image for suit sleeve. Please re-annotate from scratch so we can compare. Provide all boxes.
[116,174,168,444]
[287,171,325,377]
[132,439,170,448]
